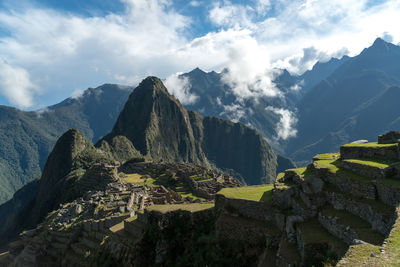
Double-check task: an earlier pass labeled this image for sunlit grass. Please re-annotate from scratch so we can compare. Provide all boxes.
[218,184,274,202]
[343,158,397,168]
[342,142,398,148]
[147,203,214,213]
[313,152,340,161]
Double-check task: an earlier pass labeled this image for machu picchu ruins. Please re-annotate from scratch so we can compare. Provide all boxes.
[2,132,400,266]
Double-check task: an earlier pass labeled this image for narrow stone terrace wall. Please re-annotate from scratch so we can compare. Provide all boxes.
[214,194,277,222]
[341,161,387,179]
[340,145,399,160]
[325,190,395,235]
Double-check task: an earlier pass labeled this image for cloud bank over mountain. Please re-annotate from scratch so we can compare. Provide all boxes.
[0,0,399,109]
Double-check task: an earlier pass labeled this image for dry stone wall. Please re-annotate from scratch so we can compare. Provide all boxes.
[340,145,399,160]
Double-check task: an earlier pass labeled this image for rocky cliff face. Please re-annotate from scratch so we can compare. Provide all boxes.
[104,77,207,165]
[102,76,277,185]
[197,116,277,184]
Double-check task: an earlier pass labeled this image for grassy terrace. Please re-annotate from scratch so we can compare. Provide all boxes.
[324,183,395,217]
[374,215,400,265]
[299,219,348,256]
[121,172,206,200]
[321,207,384,245]
[314,159,372,183]
[120,173,159,187]
[344,214,400,266]
[189,174,213,182]
[287,167,314,179]
[342,142,398,148]
[275,172,293,190]
[313,152,340,161]
[337,243,381,266]
[147,203,214,213]
[343,158,398,168]
[275,167,314,190]
[217,184,274,202]
[276,172,285,181]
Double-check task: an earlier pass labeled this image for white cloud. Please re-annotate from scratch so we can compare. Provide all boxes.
[254,0,271,14]
[382,32,394,43]
[189,1,201,7]
[0,0,190,108]
[220,34,282,100]
[164,74,199,105]
[34,107,51,118]
[275,46,349,74]
[70,88,85,99]
[0,0,400,113]
[219,102,246,123]
[265,107,298,140]
[0,60,39,108]
[209,2,255,29]
[290,83,302,92]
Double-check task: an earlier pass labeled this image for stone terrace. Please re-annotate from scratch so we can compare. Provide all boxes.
[213,133,400,266]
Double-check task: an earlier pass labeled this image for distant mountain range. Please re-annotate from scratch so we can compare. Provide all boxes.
[180,38,400,166]
[180,54,350,153]
[288,38,400,164]
[0,85,132,204]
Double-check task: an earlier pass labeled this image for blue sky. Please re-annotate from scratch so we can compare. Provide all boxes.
[0,0,398,109]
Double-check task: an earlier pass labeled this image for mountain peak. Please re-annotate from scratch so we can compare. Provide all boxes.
[373,37,387,46]
[189,67,205,74]
[366,37,396,53]
[138,76,169,94]
[106,76,191,159]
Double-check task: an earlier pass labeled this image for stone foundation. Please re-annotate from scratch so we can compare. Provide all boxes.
[323,172,376,200]
[340,145,399,160]
[341,160,387,179]
[215,194,276,222]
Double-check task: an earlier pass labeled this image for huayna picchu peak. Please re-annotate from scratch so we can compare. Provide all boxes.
[100,76,278,185]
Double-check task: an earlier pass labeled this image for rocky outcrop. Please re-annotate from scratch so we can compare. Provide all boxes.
[101,76,277,185]
[102,76,207,165]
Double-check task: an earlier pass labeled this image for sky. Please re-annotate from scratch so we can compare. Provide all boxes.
[0,0,399,110]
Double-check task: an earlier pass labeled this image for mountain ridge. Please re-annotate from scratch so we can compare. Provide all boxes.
[288,38,400,163]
